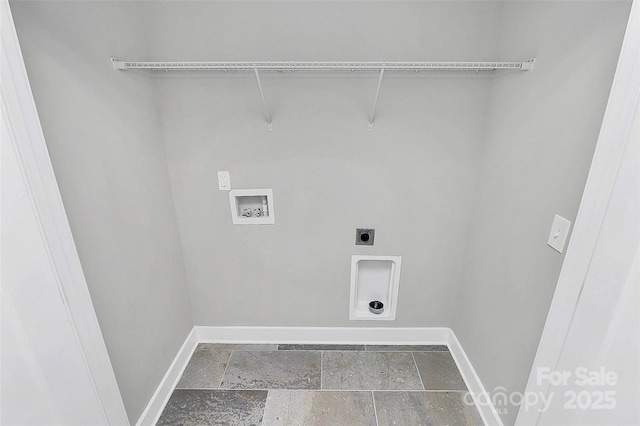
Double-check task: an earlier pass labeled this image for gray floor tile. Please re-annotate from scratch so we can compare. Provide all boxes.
[176,344,232,389]
[208,343,279,351]
[413,352,468,390]
[262,390,376,426]
[321,352,423,390]
[374,391,484,426]
[366,344,449,352]
[221,351,321,390]
[279,344,365,351]
[156,389,267,426]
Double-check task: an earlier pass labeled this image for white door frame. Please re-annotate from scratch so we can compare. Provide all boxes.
[1,2,129,424]
[515,2,639,425]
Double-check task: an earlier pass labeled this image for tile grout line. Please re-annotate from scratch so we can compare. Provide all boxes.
[217,350,233,389]
[173,387,468,392]
[276,349,450,354]
[371,390,379,426]
[320,350,324,390]
[365,350,449,353]
[411,352,426,391]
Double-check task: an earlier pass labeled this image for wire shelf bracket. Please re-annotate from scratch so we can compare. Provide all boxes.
[111,58,535,130]
[369,68,385,131]
[253,68,272,131]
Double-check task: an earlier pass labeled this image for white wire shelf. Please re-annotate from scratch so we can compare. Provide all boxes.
[111,59,535,72]
[110,58,535,131]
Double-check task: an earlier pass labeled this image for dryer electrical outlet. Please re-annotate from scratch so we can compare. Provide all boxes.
[356,229,375,246]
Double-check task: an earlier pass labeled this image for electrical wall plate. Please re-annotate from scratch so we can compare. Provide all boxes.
[217,171,231,190]
[547,214,572,253]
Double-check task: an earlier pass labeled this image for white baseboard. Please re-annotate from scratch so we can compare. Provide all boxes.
[196,325,451,344]
[447,329,504,426]
[136,326,500,426]
[135,327,198,426]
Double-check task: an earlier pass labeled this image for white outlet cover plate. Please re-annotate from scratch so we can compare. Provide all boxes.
[547,214,572,253]
[218,171,231,190]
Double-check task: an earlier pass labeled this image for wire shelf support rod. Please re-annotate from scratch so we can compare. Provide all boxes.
[369,68,385,131]
[253,68,272,131]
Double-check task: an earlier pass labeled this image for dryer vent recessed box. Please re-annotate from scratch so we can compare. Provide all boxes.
[229,189,275,225]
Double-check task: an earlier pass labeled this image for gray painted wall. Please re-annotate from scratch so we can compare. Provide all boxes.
[161,75,488,326]
[452,2,631,425]
[152,1,499,326]
[10,2,194,423]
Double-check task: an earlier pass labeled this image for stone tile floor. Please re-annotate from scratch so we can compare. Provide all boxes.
[157,344,484,426]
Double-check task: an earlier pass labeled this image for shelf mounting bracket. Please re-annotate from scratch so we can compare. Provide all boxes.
[254,68,272,131]
[369,68,385,131]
